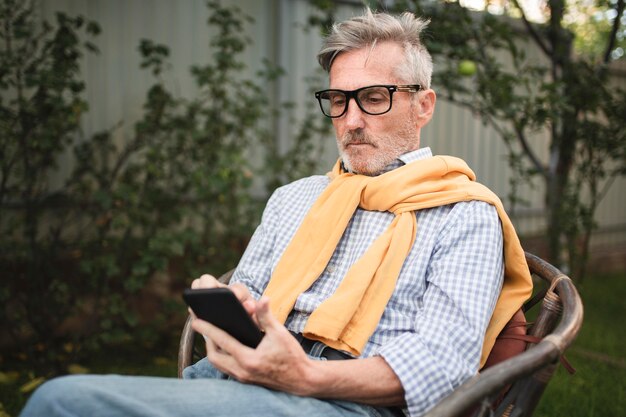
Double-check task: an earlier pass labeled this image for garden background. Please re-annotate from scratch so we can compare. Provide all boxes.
[1,0,625,415]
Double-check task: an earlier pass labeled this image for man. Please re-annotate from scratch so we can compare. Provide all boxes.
[20,9,531,417]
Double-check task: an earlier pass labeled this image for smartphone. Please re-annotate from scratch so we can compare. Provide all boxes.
[182,287,264,348]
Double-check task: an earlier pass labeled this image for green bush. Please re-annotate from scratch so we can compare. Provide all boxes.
[0,0,328,375]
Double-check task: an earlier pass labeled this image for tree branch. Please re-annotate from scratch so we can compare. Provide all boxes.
[513,124,548,178]
[596,173,617,205]
[509,0,553,58]
[438,92,548,178]
[603,0,625,64]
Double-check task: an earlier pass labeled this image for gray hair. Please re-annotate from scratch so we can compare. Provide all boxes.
[317,9,433,88]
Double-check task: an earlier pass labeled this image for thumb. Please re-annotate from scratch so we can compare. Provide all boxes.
[255,296,281,333]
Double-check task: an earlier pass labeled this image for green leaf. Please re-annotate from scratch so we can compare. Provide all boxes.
[19,377,45,393]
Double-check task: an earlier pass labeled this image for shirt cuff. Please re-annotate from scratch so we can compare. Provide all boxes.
[378,331,474,417]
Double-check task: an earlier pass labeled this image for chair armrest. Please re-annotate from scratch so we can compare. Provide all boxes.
[177,315,195,378]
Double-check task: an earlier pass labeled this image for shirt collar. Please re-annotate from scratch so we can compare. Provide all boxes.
[397,147,433,166]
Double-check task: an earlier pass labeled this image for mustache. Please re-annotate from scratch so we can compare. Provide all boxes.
[341,130,376,147]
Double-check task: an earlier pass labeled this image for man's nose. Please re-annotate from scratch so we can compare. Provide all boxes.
[343,97,366,130]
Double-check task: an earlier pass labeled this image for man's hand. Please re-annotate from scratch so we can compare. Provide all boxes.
[191,299,405,405]
[189,283,405,406]
[191,296,316,396]
[191,274,258,317]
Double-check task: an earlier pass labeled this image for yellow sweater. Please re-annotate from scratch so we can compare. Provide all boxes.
[263,155,532,366]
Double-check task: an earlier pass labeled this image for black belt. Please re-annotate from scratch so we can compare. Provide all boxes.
[289,331,354,361]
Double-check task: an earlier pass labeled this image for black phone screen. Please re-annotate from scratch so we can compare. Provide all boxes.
[182,287,264,348]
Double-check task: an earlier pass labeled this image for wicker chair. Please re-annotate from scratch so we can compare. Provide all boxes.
[178,252,583,417]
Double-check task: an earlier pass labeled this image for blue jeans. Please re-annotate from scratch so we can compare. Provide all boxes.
[19,357,404,417]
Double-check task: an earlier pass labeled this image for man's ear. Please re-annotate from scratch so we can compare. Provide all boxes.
[414,89,436,127]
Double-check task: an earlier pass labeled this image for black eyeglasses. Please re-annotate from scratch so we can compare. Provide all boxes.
[314,84,422,118]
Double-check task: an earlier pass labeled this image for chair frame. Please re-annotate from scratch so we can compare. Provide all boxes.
[178,252,583,417]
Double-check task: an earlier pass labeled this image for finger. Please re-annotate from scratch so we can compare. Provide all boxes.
[191,274,222,289]
[192,319,226,355]
[206,343,246,381]
[203,331,231,357]
[201,328,236,375]
[195,319,229,355]
[203,329,217,351]
[192,318,253,378]
[192,318,252,356]
[229,283,252,302]
[241,299,258,318]
[229,283,257,316]
[191,317,220,339]
[255,296,281,333]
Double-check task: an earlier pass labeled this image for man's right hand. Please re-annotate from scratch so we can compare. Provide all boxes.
[191,274,258,318]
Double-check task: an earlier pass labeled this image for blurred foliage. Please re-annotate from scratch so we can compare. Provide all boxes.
[564,0,626,61]
[309,0,626,279]
[0,0,327,376]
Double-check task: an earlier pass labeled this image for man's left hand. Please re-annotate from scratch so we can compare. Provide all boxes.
[191,297,316,396]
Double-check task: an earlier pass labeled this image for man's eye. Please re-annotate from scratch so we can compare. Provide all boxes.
[330,96,346,106]
[362,94,385,104]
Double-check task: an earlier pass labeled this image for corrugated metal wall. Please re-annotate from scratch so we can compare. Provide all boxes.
[38,0,625,250]
[593,62,626,248]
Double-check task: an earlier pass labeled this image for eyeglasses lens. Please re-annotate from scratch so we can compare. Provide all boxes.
[319,91,346,117]
[319,86,392,117]
[357,87,391,115]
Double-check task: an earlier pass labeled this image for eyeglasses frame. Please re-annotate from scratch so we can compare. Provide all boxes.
[314,84,422,118]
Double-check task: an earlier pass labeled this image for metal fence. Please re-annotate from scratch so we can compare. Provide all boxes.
[39,0,626,252]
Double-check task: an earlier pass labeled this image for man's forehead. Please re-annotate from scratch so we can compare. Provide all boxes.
[328,42,404,87]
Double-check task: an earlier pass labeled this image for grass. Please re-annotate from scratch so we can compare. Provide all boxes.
[1,271,625,416]
[533,270,626,416]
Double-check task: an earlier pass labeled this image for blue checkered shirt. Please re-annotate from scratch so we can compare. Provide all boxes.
[230,147,504,416]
